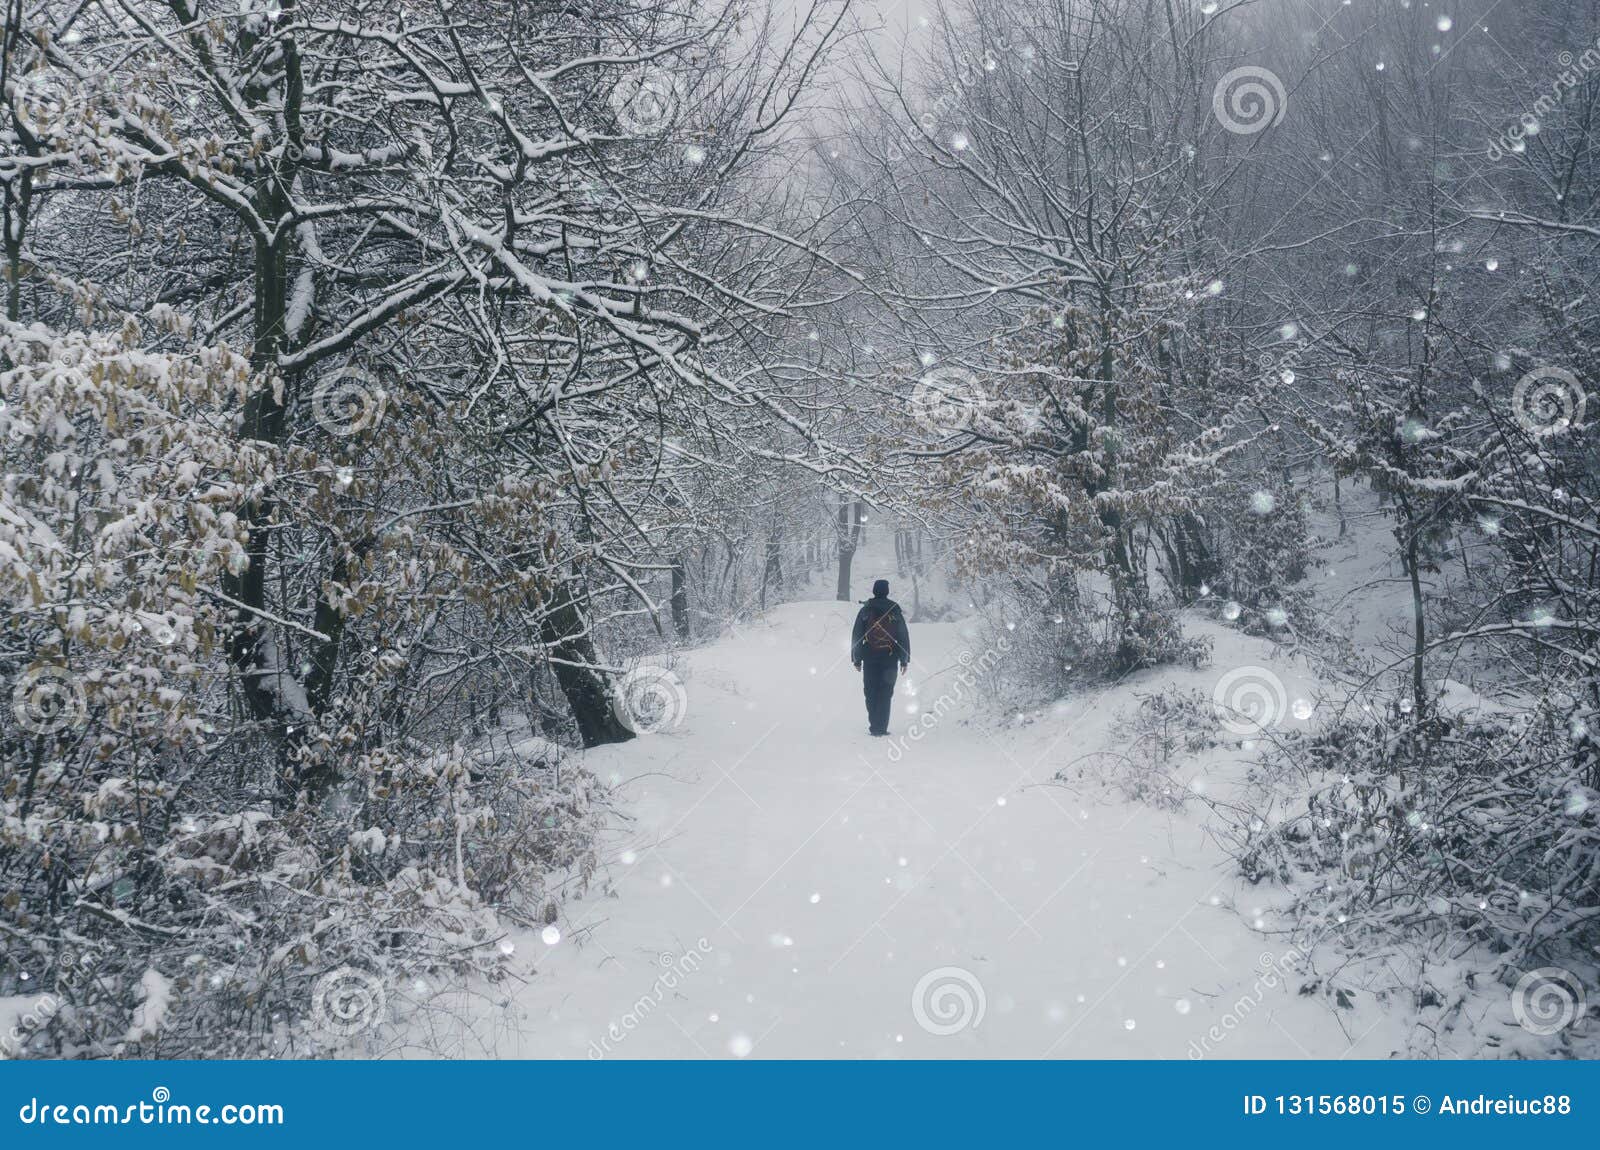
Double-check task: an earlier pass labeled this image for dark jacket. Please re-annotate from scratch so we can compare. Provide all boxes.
[852,597,911,665]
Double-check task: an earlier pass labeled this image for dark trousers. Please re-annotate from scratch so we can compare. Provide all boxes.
[862,657,899,734]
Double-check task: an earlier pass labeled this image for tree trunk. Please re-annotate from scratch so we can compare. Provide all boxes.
[1399,500,1428,724]
[224,201,333,791]
[835,500,863,601]
[2,160,32,329]
[670,555,690,640]
[761,536,781,611]
[539,580,634,748]
[306,549,349,714]
[1167,511,1217,600]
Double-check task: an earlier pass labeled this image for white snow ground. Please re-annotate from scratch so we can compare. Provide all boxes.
[417,530,1425,1060]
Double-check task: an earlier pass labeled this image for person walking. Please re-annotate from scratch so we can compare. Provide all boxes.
[851,578,911,737]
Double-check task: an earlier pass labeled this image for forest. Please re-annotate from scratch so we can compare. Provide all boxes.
[0,0,1595,1059]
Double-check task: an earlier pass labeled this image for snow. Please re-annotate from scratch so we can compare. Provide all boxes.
[6,0,1593,1067]
[124,969,172,1044]
[419,536,1409,1059]
[0,996,49,1057]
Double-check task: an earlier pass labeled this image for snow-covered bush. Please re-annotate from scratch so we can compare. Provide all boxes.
[0,312,604,1057]
[965,575,1211,710]
[1221,704,1598,1042]
[1057,687,1218,809]
[1183,474,1322,639]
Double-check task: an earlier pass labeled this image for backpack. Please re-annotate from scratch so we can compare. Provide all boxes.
[864,604,899,655]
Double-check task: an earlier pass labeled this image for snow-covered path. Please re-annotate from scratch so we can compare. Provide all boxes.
[460,578,1405,1060]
